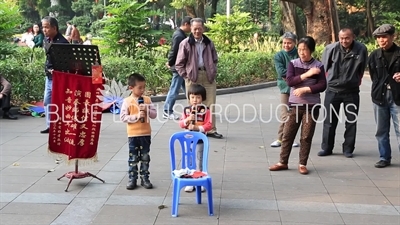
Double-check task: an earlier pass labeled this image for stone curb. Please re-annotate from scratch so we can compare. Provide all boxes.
[150,81,277,102]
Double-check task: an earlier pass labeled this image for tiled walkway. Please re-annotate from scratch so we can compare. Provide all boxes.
[0,76,399,225]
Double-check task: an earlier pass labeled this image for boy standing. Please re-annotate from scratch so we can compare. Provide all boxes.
[179,84,212,192]
[120,73,157,189]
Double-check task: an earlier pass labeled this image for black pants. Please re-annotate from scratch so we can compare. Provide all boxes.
[321,90,359,153]
[0,93,11,112]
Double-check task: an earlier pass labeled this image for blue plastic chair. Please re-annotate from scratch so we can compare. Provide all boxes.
[169,131,213,217]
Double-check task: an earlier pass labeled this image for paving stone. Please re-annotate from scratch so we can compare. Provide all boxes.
[91,205,159,224]
[279,211,344,224]
[220,198,277,210]
[106,195,165,206]
[330,193,392,205]
[341,213,400,224]
[218,208,281,221]
[51,198,107,225]
[0,214,56,225]
[277,200,337,213]
[335,202,399,215]
[1,202,66,215]
[13,193,76,204]
[0,193,20,203]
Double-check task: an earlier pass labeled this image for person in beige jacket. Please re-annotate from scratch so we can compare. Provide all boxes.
[175,18,222,139]
[0,75,17,120]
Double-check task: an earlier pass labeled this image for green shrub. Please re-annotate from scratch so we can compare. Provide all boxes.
[217,52,276,88]
[206,11,260,53]
[0,48,45,104]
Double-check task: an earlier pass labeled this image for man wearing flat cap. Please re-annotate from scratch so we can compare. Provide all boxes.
[318,28,368,158]
[367,24,400,168]
[270,32,300,148]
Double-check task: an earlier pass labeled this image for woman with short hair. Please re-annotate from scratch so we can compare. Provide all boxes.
[269,36,327,175]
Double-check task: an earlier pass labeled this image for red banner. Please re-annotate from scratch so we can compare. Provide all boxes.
[48,71,103,162]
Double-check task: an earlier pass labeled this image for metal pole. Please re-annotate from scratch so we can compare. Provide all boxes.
[227,0,230,18]
[174,9,177,28]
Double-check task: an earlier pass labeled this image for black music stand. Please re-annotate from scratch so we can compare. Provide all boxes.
[48,43,105,192]
[48,43,101,76]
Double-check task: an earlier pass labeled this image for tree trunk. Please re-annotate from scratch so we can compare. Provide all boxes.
[185,5,197,18]
[366,0,374,37]
[197,0,205,21]
[210,0,218,18]
[328,0,340,42]
[281,0,339,44]
[280,1,306,39]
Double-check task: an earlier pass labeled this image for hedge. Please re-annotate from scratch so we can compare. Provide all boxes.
[0,48,276,105]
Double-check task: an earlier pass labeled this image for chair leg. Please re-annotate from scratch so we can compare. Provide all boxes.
[196,185,202,204]
[172,181,181,217]
[206,181,214,216]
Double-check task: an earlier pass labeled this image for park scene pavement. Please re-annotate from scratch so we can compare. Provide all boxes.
[0,75,399,225]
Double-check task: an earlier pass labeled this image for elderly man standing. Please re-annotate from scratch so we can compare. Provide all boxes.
[175,18,223,139]
[270,32,300,148]
[40,16,69,134]
[318,28,368,158]
[368,24,400,168]
[0,75,17,120]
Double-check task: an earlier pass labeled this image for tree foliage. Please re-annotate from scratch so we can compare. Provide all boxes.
[0,1,23,57]
[206,6,259,52]
[102,0,162,58]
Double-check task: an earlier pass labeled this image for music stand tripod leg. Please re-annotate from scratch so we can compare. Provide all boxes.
[86,172,105,183]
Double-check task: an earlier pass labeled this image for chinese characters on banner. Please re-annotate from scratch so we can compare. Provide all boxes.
[48,71,103,162]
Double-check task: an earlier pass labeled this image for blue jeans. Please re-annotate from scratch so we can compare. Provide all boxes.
[373,91,400,162]
[43,76,52,128]
[163,72,185,114]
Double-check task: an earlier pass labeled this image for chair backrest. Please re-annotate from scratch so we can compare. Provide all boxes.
[169,131,209,173]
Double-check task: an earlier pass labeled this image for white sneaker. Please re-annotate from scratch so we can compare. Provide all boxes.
[270,140,281,147]
[201,186,206,192]
[163,112,179,120]
[184,186,194,192]
[293,142,300,147]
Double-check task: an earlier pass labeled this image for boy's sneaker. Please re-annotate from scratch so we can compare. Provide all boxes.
[163,112,179,120]
[126,179,137,190]
[140,177,153,189]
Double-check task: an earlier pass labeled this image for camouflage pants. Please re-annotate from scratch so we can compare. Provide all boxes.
[128,136,151,180]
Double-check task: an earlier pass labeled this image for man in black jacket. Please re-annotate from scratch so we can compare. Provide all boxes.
[368,24,400,168]
[318,28,368,158]
[163,16,192,120]
[40,16,69,134]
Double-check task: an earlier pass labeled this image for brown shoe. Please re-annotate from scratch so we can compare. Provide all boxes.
[269,163,288,171]
[298,165,308,175]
